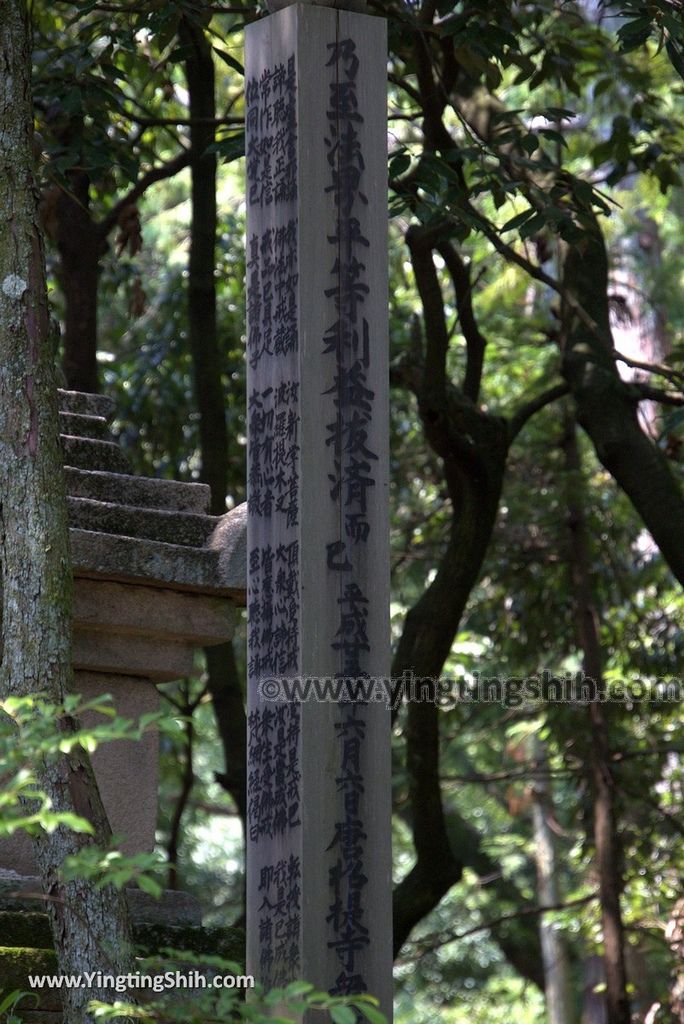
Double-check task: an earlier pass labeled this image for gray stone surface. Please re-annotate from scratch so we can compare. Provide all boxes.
[67,495,218,548]
[1,386,247,903]
[70,529,225,594]
[64,466,212,515]
[61,434,131,474]
[73,579,235,646]
[209,504,248,604]
[0,673,160,875]
[0,911,244,961]
[57,388,115,418]
[59,410,109,441]
[0,871,202,926]
[73,630,195,680]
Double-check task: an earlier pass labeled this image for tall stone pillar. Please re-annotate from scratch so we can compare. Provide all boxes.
[245,3,392,1017]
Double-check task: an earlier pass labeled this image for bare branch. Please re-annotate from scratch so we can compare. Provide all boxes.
[614,349,684,390]
[97,147,192,238]
[399,892,598,960]
[633,383,684,407]
[509,383,570,441]
[437,240,487,402]
[124,113,243,128]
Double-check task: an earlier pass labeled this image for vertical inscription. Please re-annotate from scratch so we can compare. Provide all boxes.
[246,49,302,993]
[247,10,390,1014]
[322,38,376,996]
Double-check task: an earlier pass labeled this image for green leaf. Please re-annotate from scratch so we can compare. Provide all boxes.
[330,1007,356,1024]
[0,992,23,1016]
[206,133,245,162]
[389,152,411,179]
[501,208,535,232]
[213,47,245,76]
[617,15,652,50]
[356,1002,388,1024]
[136,873,162,898]
[519,213,547,239]
[663,409,684,432]
[665,38,684,81]
[284,981,315,996]
[520,133,539,155]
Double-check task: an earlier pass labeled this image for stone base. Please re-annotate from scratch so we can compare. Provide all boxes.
[0,872,202,927]
[0,909,244,961]
[0,672,159,877]
[0,913,245,1017]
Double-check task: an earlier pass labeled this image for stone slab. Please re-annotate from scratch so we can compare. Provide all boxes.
[0,914,243,962]
[64,467,211,514]
[58,410,109,441]
[67,495,218,548]
[70,529,224,595]
[73,629,195,680]
[0,949,60,1010]
[57,388,115,419]
[0,872,202,926]
[73,579,235,646]
[61,434,131,474]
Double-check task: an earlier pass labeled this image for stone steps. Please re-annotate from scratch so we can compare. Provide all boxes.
[67,496,218,548]
[57,388,115,419]
[58,410,110,441]
[70,529,228,595]
[61,434,131,474]
[64,467,211,515]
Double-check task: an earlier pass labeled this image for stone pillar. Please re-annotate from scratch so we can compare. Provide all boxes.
[245,3,392,1018]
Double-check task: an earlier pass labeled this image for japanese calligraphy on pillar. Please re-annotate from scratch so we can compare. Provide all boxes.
[246,46,302,991]
[322,37,376,996]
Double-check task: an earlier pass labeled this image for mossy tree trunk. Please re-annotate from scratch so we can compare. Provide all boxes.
[0,4,134,1020]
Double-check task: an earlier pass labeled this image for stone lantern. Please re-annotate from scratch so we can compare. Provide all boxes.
[0,390,247,1006]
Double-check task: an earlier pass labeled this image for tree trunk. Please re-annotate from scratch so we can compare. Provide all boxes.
[531,741,576,1024]
[181,18,247,846]
[561,223,684,587]
[389,224,549,983]
[181,18,229,514]
[562,410,631,1024]
[0,6,133,1019]
[55,173,102,393]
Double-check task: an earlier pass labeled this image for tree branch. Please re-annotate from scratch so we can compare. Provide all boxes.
[406,224,449,405]
[632,383,684,407]
[509,382,570,441]
[97,148,192,238]
[124,113,243,128]
[399,893,598,959]
[613,349,684,390]
[437,240,488,402]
